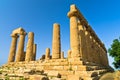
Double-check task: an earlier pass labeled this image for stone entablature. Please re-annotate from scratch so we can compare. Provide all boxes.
[8,28,37,63]
[67,4,108,66]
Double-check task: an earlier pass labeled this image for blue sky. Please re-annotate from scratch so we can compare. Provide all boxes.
[0,0,120,69]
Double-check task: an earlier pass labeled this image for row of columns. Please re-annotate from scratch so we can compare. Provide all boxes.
[8,28,37,63]
[8,4,108,67]
[8,23,64,63]
[67,4,109,66]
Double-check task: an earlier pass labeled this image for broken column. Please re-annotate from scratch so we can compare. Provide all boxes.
[68,5,80,58]
[45,48,50,60]
[52,23,61,59]
[8,34,18,63]
[61,51,64,59]
[25,32,34,61]
[32,44,37,61]
[67,50,71,58]
[15,30,26,62]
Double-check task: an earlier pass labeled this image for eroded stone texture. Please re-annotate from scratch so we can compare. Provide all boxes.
[25,32,34,61]
[8,34,18,63]
[52,23,61,59]
[32,44,37,61]
[67,50,71,58]
[78,21,88,61]
[45,48,50,60]
[21,51,25,61]
[61,51,64,59]
[15,30,26,62]
[68,5,80,58]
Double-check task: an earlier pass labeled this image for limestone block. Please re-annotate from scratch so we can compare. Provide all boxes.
[50,62,60,66]
[47,71,61,78]
[43,66,53,70]
[58,71,74,76]
[29,75,49,80]
[67,75,82,80]
[53,66,64,70]
[72,65,87,71]
[63,66,70,70]
[61,62,69,66]
[70,61,83,65]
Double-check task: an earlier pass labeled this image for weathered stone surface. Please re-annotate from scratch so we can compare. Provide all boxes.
[68,5,80,58]
[52,23,61,59]
[67,75,83,80]
[8,34,18,63]
[15,30,26,62]
[45,48,50,60]
[67,50,71,58]
[61,51,64,59]
[25,32,34,61]
[33,44,37,61]
[78,21,88,61]
[47,71,61,78]
[40,55,45,60]
[29,75,49,80]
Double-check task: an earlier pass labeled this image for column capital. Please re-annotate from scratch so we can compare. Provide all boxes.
[11,34,19,38]
[67,11,78,18]
[67,4,79,18]
[19,31,27,36]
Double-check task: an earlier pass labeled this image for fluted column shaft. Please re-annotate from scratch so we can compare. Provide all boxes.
[45,48,50,60]
[52,23,61,59]
[68,5,80,58]
[8,34,18,63]
[16,31,26,62]
[78,22,88,61]
[32,44,37,61]
[25,32,34,61]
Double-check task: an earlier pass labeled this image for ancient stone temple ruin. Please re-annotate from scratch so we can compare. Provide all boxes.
[8,28,37,62]
[1,4,113,80]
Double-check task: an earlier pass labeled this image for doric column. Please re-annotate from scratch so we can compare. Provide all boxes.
[78,21,88,61]
[52,23,61,59]
[89,36,95,63]
[21,51,25,61]
[8,34,18,63]
[45,48,50,60]
[68,5,80,58]
[32,44,37,61]
[25,32,34,61]
[61,51,64,59]
[15,31,26,62]
[85,30,93,62]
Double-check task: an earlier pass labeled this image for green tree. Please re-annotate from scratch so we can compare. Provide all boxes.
[108,38,120,69]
